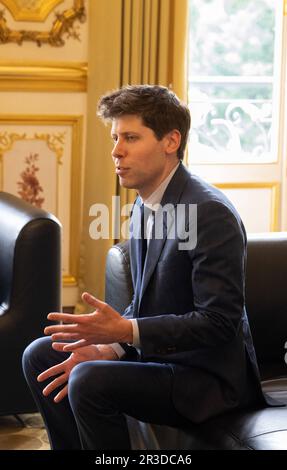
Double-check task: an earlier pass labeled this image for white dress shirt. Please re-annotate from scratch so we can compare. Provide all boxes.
[110,162,180,358]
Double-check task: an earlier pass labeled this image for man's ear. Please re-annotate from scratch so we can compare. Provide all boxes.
[164,129,181,155]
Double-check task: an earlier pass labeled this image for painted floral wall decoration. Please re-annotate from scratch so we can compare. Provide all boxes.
[17,152,45,207]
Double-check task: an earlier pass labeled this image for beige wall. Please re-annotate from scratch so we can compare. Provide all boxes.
[80,0,122,306]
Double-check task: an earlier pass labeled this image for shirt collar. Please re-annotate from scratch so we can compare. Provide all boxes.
[140,162,180,210]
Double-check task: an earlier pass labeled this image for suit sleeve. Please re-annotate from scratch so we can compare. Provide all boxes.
[137,201,247,357]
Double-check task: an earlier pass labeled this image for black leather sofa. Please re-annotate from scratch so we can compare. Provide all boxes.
[0,192,61,415]
[105,233,287,450]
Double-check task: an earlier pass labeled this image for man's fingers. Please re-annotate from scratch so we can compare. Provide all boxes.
[54,385,68,403]
[37,362,65,382]
[52,342,74,352]
[63,339,90,351]
[82,292,106,311]
[42,374,68,397]
[47,312,84,323]
[44,324,78,335]
[50,333,80,341]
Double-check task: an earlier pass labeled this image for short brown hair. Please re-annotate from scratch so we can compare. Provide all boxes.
[97,85,190,160]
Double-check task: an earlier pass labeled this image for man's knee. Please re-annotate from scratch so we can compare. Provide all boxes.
[68,362,114,410]
[22,336,52,373]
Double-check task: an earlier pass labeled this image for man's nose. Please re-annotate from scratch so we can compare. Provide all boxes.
[112,140,126,159]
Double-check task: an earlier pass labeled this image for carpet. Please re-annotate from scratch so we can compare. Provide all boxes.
[0,413,50,450]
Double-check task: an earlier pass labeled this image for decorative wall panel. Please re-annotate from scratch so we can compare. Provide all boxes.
[0,115,83,286]
[214,182,280,233]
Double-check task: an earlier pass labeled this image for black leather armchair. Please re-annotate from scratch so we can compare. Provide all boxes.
[105,233,287,450]
[0,192,61,415]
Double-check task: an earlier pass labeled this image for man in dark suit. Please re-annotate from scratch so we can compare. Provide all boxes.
[22,85,263,450]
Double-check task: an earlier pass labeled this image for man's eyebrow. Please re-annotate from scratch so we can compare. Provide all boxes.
[111,131,140,136]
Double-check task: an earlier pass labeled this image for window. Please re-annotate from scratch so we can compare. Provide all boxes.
[187,0,281,163]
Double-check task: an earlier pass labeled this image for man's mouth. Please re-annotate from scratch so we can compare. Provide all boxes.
[116,167,130,175]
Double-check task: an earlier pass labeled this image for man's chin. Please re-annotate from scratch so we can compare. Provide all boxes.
[118,178,136,190]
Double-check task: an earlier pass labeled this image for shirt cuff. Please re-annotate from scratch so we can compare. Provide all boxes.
[129,319,141,348]
[110,320,141,359]
[109,343,126,359]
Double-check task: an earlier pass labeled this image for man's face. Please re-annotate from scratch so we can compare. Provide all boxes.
[111,115,176,199]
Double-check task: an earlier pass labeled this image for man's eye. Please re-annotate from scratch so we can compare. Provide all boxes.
[126,135,137,141]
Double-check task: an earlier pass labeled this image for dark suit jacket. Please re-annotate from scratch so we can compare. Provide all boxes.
[123,163,264,423]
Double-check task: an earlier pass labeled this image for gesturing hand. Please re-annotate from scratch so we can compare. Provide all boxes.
[44,292,133,352]
[37,343,116,403]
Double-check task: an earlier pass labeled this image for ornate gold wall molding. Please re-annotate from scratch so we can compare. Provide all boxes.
[0,0,86,46]
[0,61,87,91]
[0,131,64,170]
[1,0,64,22]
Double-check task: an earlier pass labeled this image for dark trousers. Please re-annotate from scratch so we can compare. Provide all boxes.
[22,337,188,450]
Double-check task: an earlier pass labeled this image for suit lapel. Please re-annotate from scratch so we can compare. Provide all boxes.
[138,163,191,307]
